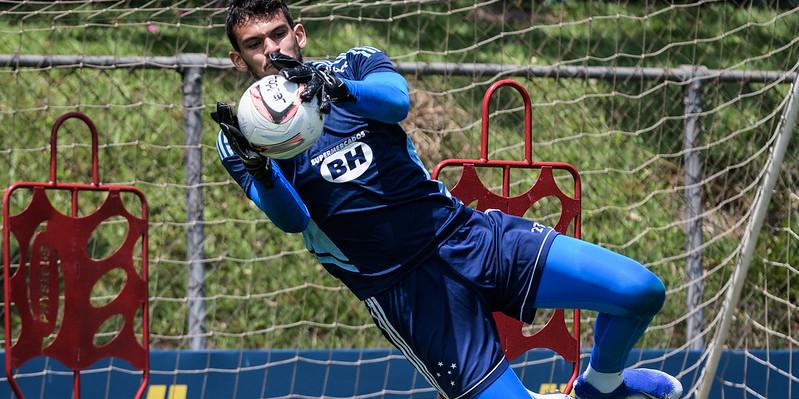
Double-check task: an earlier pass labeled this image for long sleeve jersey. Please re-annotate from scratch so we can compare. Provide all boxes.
[217,47,470,299]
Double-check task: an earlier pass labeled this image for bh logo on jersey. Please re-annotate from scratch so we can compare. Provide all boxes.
[320,141,374,183]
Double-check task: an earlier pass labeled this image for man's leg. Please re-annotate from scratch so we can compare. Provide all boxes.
[534,234,682,399]
[364,252,512,399]
[475,367,571,399]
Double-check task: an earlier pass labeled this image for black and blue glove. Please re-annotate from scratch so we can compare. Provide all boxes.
[269,51,356,114]
[210,101,273,186]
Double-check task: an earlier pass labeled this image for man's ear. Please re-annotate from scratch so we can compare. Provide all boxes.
[229,51,249,72]
[294,23,307,50]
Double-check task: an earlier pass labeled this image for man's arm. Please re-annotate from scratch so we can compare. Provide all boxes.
[339,71,410,124]
[216,130,310,233]
[270,51,410,124]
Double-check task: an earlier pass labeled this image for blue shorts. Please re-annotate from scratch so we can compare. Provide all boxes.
[364,209,559,399]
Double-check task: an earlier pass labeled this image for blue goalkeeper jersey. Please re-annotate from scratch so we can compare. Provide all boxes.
[218,46,470,299]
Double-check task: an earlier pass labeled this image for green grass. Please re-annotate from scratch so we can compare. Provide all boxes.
[0,1,796,350]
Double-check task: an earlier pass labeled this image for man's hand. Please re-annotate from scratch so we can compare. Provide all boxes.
[211,102,273,186]
[269,51,356,114]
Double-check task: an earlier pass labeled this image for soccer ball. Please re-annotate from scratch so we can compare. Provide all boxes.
[236,74,325,159]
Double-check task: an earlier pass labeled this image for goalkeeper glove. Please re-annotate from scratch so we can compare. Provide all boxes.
[268,51,356,114]
[211,101,273,186]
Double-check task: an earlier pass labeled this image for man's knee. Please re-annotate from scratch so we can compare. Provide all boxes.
[625,267,666,317]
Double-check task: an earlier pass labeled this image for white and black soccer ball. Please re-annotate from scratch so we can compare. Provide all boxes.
[236,74,325,159]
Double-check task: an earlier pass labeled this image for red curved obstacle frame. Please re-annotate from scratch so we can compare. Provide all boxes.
[3,112,150,399]
[432,80,582,394]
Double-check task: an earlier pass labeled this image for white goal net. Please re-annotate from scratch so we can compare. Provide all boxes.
[0,1,796,398]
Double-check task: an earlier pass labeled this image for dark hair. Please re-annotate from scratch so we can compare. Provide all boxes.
[225,0,295,52]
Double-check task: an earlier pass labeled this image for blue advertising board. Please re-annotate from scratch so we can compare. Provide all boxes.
[1,349,796,398]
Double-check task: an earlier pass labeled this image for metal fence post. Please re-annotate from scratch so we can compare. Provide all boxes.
[181,56,206,350]
[682,65,706,350]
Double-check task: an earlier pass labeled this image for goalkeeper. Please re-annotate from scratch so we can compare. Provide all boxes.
[213,1,683,399]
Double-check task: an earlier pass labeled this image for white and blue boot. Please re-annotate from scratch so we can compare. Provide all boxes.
[573,366,683,399]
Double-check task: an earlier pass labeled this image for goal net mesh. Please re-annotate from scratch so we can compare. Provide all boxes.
[0,1,796,397]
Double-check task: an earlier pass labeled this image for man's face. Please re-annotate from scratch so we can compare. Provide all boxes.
[229,12,306,79]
